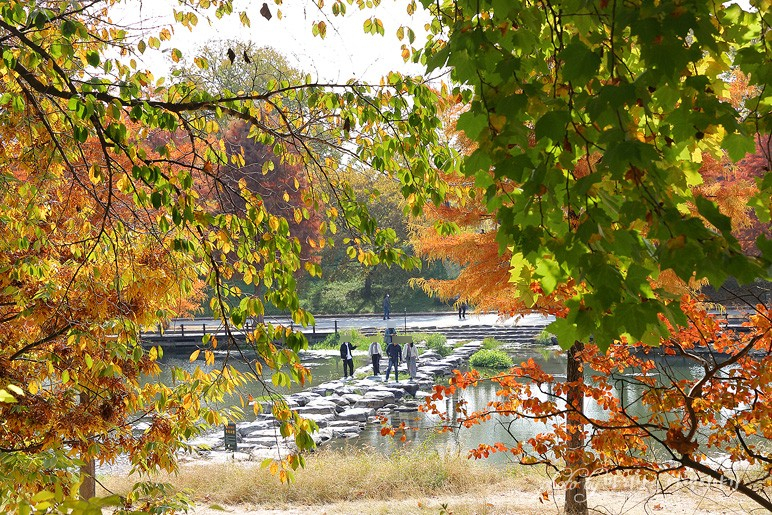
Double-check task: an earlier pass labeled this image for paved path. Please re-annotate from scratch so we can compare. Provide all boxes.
[141,312,555,349]
[165,311,554,332]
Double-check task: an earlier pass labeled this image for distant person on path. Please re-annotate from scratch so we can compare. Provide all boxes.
[458,301,467,320]
[385,337,402,382]
[383,293,391,320]
[403,340,418,381]
[340,340,356,379]
[368,338,382,376]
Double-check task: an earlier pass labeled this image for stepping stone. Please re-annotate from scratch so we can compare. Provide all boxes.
[337,407,375,422]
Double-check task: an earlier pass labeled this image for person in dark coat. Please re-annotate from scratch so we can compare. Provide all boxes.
[384,337,401,382]
[340,340,357,379]
[383,293,391,320]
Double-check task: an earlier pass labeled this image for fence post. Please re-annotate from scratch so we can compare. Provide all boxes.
[203,324,206,336]
[404,308,407,333]
[334,320,338,334]
[180,324,184,337]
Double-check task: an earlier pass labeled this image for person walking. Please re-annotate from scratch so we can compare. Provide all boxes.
[339,340,356,379]
[384,337,402,382]
[368,338,382,376]
[383,293,391,320]
[461,302,467,319]
[403,340,418,381]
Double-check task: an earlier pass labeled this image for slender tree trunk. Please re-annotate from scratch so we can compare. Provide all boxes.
[565,341,588,515]
[78,389,96,500]
[79,458,96,500]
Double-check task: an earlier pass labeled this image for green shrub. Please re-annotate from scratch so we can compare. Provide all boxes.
[469,349,513,369]
[481,337,504,350]
[534,330,556,345]
[413,332,452,357]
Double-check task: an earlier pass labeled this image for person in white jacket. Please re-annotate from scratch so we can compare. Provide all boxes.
[403,340,418,381]
[368,339,382,375]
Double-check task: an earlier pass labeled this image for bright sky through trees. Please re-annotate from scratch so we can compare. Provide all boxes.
[115,0,431,82]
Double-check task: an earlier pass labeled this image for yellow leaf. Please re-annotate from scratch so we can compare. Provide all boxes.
[7,384,24,396]
[189,349,201,362]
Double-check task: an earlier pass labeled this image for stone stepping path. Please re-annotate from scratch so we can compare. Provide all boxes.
[185,340,486,463]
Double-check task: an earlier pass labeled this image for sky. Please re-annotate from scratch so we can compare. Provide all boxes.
[114,0,431,84]
[113,0,754,86]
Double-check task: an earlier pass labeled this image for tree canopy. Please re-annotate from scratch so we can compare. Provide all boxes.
[402,0,771,349]
[0,0,447,511]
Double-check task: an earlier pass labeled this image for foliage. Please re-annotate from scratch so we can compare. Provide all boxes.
[297,272,450,315]
[0,0,450,510]
[416,332,452,356]
[481,337,504,350]
[534,330,557,346]
[313,328,370,350]
[469,349,513,370]
[171,41,304,98]
[409,0,772,349]
[421,299,772,511]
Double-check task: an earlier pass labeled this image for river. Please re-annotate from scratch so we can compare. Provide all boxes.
[154,342,710,467]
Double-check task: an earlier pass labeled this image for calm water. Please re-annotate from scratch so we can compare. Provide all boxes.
[155,344,706,465]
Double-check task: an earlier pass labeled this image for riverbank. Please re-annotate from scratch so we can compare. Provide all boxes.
[99,448,758,514]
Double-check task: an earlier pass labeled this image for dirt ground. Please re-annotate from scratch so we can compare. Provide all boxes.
[189,482,763,515]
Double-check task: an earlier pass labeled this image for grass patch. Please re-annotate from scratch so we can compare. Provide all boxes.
[98,447,518,508]
[312,328,371,350]
[481,337,505,350]
[469,349,513,369]
[411,332,452,357]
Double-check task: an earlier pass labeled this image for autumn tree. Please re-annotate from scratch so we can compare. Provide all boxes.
[0,0,450,512]
[420,299,772,511]
[379,0,772,512]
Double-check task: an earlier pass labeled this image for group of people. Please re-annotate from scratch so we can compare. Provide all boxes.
[339,328,418,382]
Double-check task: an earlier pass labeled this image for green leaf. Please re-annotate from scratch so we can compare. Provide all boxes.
[534,110,570,142]
[559,42,601,84]
[86,51,100,67]
[722,132,756,162]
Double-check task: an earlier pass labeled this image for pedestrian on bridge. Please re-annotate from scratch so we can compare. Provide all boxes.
[383,293,391,320]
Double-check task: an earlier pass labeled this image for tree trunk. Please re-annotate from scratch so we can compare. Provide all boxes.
[79,458,96,500]
[565,341,588,515]
[78,390,96,500]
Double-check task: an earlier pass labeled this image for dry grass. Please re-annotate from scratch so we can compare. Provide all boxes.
[98,447,528,508]
[98,450,762,514]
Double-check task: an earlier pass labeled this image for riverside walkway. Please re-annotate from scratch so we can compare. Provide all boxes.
[141,312,556,349]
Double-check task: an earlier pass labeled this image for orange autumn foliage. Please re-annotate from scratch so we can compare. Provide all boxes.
[418,298,772,509]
